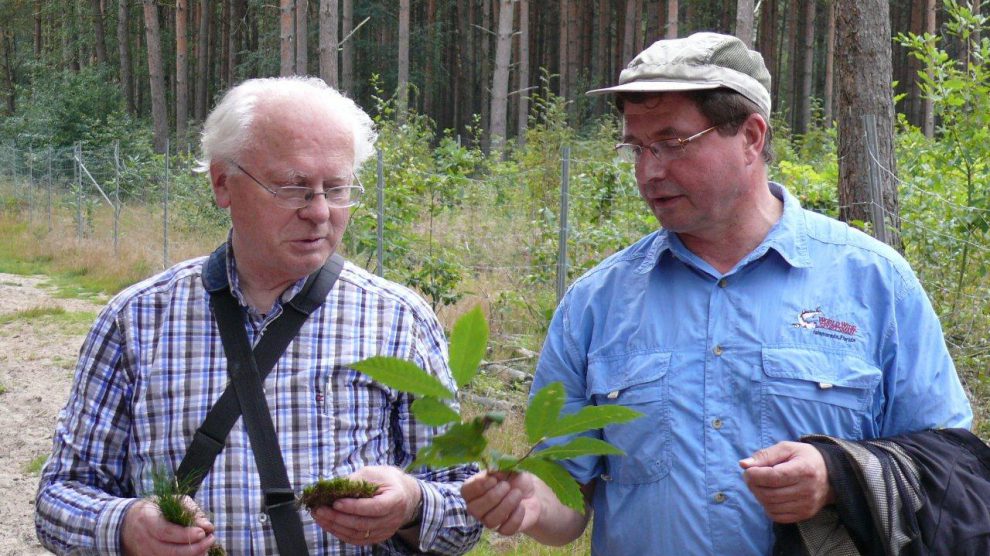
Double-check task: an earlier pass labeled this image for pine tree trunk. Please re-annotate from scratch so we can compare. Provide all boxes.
[142,0,169,153]
[836,0,901,248]
[490,0,513,151]
[296,0,308,75]
[795,0,815,134]
[341,0,353,92]
[558,0,568,99]
[397,0,410,118]
[118,0,136,114]
[922,0,936,137]
[319,0,338,86]
[280,0,295,75]
[88,0,108,64]
[666,0,678,38]
[176,0,188,146]
[622,0,637,65]
[736,0,754,47]
[823,0,836,127]
[195,0,210,120]
[517,0,530,147]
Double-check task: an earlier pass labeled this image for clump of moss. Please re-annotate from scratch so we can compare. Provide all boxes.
[149,467,227,555]
[298,477,381,511]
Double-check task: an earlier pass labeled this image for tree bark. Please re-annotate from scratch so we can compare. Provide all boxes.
[397,0,410,118]
[517,0,530,147]
[142,0,169,153]
[823,0,836,126]
[922,0,936,137]
[296,0,308,75]
[118,0,136,114]
[319,0,338,86]
[340,0,353,92]
[280,0,295,75]
[558,0,568,99]
[88,0,108,65]
[736,0,754,47]
[176,0,189,146]
[195,0,210,121]
[34,0,42,58]
[622,0,638,65]
[490,0,513,151]
[836,0,901,248]
[795,0,816,134]
[666,0,678,38]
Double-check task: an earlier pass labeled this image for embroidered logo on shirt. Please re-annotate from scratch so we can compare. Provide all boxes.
[793,307,859,342]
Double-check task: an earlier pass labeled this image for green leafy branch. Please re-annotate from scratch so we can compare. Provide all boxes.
[349,306,642,512]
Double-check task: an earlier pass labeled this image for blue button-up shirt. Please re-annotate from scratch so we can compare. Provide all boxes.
[534,183,972,555]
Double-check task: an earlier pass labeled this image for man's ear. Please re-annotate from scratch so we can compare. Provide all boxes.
[210,161,231,208]
[740,113,768,165]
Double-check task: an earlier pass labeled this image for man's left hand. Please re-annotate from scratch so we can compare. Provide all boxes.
[739,441,834,523]
[310,466,422,545]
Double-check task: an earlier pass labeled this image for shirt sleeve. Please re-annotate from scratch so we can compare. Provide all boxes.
[387,304,482,555]
[35,304,137,555]
[878,273,973,435]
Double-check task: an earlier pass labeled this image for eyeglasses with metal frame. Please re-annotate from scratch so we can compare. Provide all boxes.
[229,161,365,209]
[614,124,722,164]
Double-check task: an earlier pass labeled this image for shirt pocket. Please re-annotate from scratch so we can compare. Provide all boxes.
[587,351,671,484]
[760,347,881,446]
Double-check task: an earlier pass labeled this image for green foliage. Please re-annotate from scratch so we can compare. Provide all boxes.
[298,478,380,510]
[349,306,642,512]
[23,454,48,475]
[147,467,226,555]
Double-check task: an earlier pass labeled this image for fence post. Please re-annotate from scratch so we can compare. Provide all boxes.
[75,144,83,239]
[47,146,53,232]
[27,146,34,222]
[163,139,170,269]
[114,140,121,254]
[863,115,888,245]
[556,146,571,303]
[376,148,385,277]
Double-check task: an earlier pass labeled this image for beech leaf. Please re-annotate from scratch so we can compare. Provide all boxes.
[411,397,460,426]
[448,306,489,388]
[516,458,586,513]
[351,356,454,399]
[530,437,625,460]
[546,405,644,438]
[525,382,565,443]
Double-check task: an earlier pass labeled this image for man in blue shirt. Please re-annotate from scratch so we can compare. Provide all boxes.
[461,32,972,554]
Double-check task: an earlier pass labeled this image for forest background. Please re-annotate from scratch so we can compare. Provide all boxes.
[0,0,988,553]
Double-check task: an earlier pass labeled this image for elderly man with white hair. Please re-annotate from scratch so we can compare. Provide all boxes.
[36,77,481,555]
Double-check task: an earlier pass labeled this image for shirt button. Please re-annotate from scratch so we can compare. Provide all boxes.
[714,492,727,504]
[713,345,724,356]
[600,473,612,482]
[712,418,723,430]
[258,512,269,524]
[718,278,727,288]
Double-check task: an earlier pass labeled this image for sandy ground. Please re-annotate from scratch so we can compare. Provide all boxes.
[0,273,105,555]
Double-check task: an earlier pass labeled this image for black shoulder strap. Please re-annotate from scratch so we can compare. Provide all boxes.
[176,251,344,554]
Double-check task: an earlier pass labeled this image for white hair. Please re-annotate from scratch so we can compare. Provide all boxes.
[195,76,377,174]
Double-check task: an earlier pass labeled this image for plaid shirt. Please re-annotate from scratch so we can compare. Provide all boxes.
[36,245,482,555]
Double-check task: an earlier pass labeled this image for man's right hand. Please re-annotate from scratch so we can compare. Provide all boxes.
[121,498,217,556]
[461,470,544,536]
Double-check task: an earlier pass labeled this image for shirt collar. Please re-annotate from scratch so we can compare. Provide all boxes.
[217,231,308,315]
[636,181,812,274]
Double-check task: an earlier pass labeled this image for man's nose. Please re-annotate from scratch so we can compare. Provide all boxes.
[298,191,332,222]
[636,150,669,182]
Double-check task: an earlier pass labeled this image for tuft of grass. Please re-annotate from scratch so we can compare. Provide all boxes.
[148,467,227,555]
[0,383,7,395]
[0,306,97,334]
[23,454,48,475]
[298,477,380,510]
[0,305,66,324]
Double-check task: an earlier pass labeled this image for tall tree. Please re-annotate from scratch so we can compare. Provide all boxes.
[319,0,338,86]
[736,0,754,47]
[142,0,168,153]
[194,0,211,120]
[296,0,308,75]
[823,0,836,126]
[118,0,136,114]
[559,0,569,99]
[836,0,901,248]
[87,0,108,65]
[666,0,679,38]
[341,0,353,92]
[490,0,513,151]
[280,0,295,75]
[517,0,530,147]
[397,0,410,117]
[922,0,937,138]
[622,0,638,65]
[176,0,189,144]
[795,0,816,134]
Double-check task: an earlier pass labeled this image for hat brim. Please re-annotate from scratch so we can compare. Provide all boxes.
[586,80,723,96]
